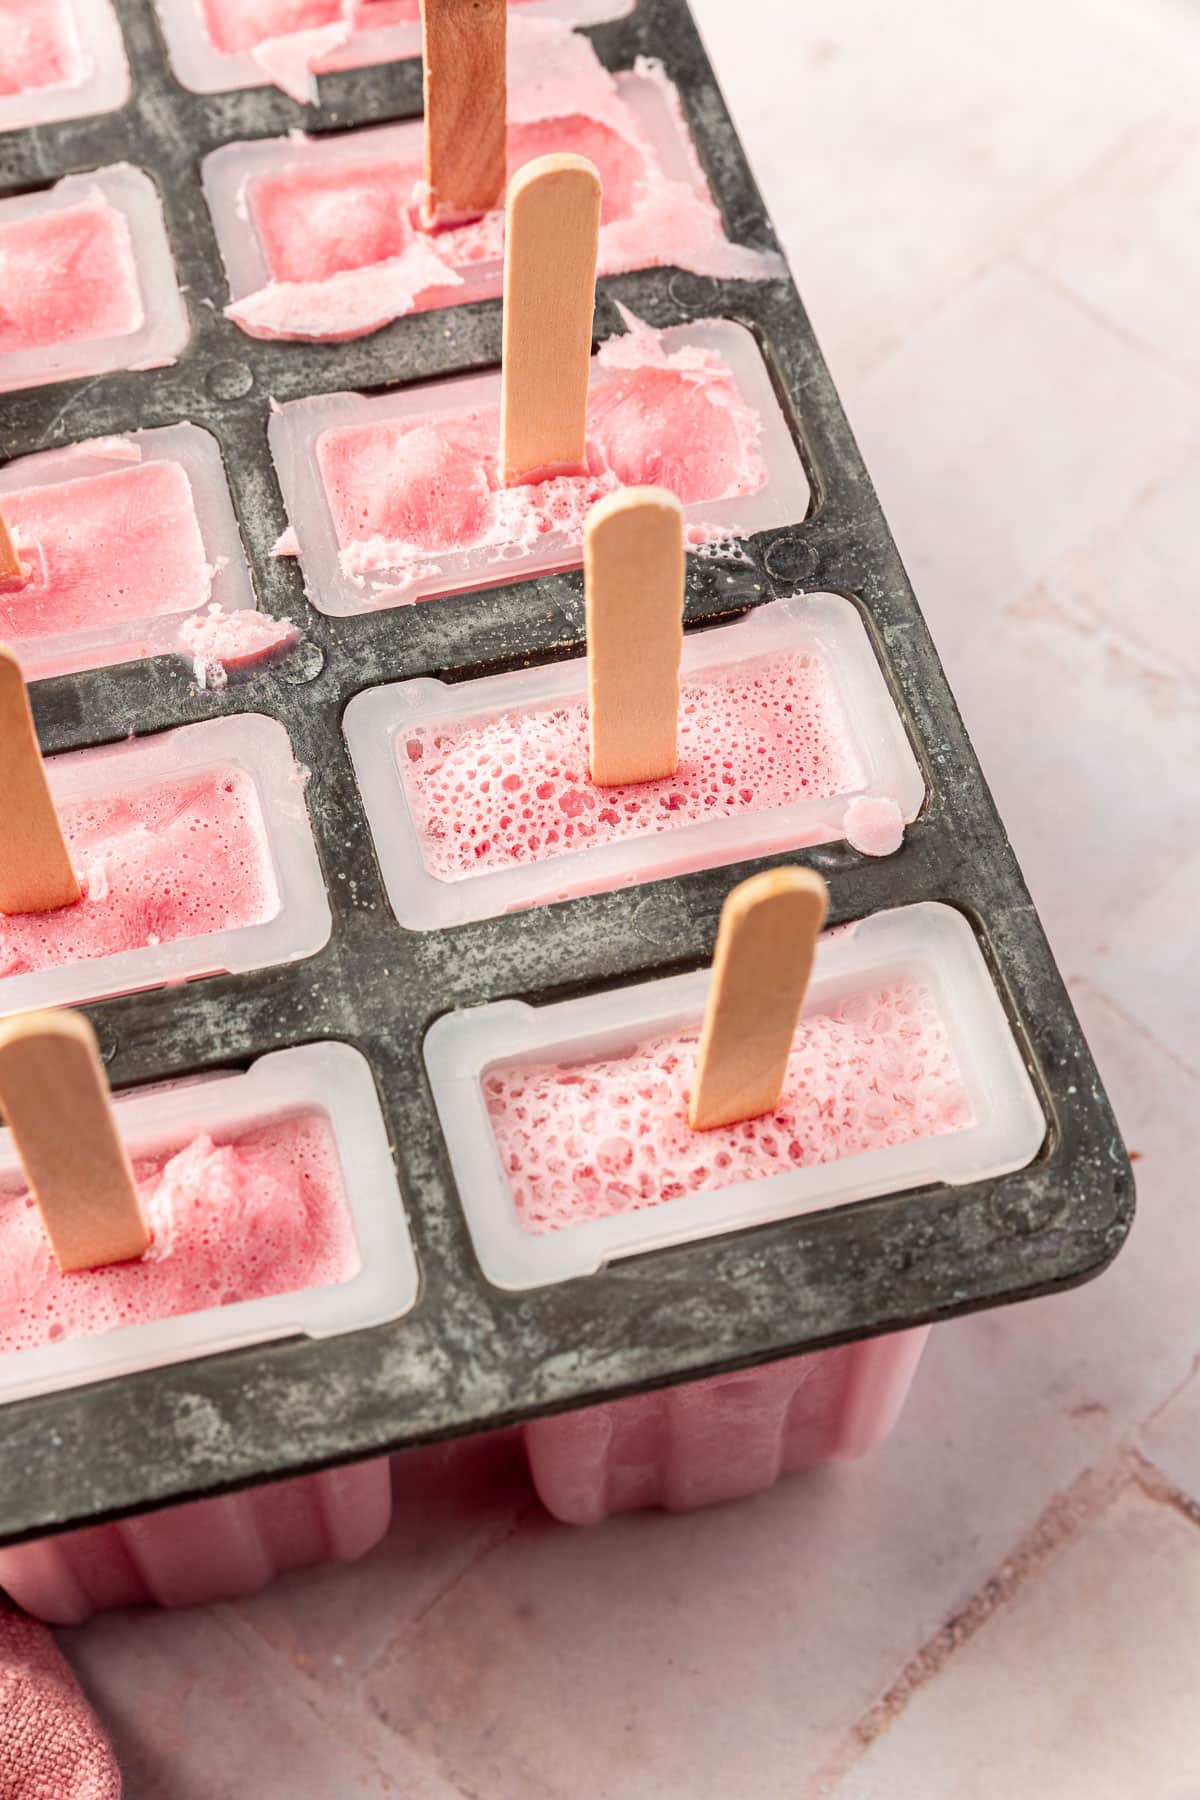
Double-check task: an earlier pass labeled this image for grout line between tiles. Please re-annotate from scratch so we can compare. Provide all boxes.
[803,1449,1139,1798]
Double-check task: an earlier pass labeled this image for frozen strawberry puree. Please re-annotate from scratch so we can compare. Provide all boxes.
[0,1109,360,1353]
[181,603,300,689]
[223,23,779,340]
[312,317,764,594]
[0,194,142,354]
[0,768,278,979]
[401,651,864,881]
[0,461,212,648]
[0,0,82,94]
[484,980,973,1234]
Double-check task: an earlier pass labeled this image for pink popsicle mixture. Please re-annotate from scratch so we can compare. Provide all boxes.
[401,651,864,881]
[202,0,566,56]
[0,195,142,354]
[0,767,277,979]
[0,460,212,649]
[228,22,776,340]
[0,0,82,95]
[0,1109,360,1353]
[485,980,973,1233]
[310,317,764,597]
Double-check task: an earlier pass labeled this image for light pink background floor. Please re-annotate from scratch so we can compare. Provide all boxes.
[59,0,1200,1792]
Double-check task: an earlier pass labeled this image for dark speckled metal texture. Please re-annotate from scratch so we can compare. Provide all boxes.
[0,0,1132,1545]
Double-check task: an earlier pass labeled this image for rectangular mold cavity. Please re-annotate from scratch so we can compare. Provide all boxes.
[0,714,331,1017]
[202,41,780,342]
[425,902,1047,1291]
[0,165,188,394]
[0,1041,419,1403]
[0,0,130,133]
[271,316,810,614]
[345,594,925,930]
[155,0,637,97]
[0,424,255,682]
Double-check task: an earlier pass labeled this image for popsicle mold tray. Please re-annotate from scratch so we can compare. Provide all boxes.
[0,0,1132,1547]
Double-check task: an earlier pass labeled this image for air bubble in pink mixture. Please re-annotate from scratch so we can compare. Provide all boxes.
[0,766,278,978]
[0,1110,359,1352]
[484,980,974,1234]
[400,651,865,880]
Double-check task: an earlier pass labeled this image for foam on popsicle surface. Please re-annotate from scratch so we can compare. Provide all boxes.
[213,19,780,341]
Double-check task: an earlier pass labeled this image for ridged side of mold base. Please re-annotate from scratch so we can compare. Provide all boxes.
[0,1460,392,1624]
[523,1329,931,1524]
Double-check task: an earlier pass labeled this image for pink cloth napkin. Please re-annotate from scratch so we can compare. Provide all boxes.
[0,1606,120,1800]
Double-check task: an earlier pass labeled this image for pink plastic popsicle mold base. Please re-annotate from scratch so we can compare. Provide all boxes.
[156,0,635,99]
[203,20,782,340]
[0,165,188,393]
[270,314,810,614]
[0,0,129,132]
[522,1328,932,1523]
[0,714,331,1019]
[425,903,1046,1291]
[344,595,925,929]
[0,426,256,682]
[0,1461,393,1625]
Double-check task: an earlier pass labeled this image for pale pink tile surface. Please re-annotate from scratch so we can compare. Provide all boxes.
[39,1,1200,1795]
[835,1487,1200,1800]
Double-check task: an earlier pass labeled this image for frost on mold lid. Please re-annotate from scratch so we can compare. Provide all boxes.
[0,426,255,682]
[425,903,1046,1290]
[0,166,188,394]
[0,1041,419,1403]
[345,595,925,929]
[0,714,332,1018]
[0,0,129,132]
[156,0,635,100]
[204,20,782,342]
[271,314,810,615]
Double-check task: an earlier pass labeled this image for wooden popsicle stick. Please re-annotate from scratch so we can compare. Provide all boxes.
[586,487,685,786]
[0,643,81,916]
[500,153,601,487]
[689,867,829,1132]
[420,0,508,228]
[0,1011,149,1272]
[0,509,21,583]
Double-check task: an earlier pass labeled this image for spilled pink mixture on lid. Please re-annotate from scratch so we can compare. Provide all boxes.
[485,980,973,1234]
[0,461,212,647]
[0,767,278,978]
[0,1110,360,1352]
[227,25,778,339]
[0,196,142,353]
[313,318,764,595]
[401,651,864,881]
[0,0,82,94]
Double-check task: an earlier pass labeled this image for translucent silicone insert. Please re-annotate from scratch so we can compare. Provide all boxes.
[271,316,810,614]
[0,0,130,132]
[0,714,331,1017]
[155,0,635,96]
[203,40,780,340]
[0,165,188,394]
[0,424,254,682]
[0,1041,419,1402]
[345,595,924,930]
[425,902,1046,1290]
